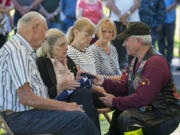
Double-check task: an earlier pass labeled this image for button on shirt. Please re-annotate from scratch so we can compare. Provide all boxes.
[0,34,48,112]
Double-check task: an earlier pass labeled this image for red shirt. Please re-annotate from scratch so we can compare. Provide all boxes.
[76,0,103,24]
[0,0,11,6]
[102,55,170,111]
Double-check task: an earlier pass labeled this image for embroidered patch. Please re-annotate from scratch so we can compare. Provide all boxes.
[142,81,146,85]
[133,77,141,89]
[142,78,150,86]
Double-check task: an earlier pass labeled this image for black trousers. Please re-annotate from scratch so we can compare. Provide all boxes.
[66,88,100,132]
[111,22,127,69]
[108,109,179,135]
[111,22,134,69]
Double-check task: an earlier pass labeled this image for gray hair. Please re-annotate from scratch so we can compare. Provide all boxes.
[132,35,152,45]
[37,29,65,58]
[17,11,45,30]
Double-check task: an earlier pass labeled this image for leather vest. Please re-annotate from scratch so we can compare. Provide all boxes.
[128,47,179,117]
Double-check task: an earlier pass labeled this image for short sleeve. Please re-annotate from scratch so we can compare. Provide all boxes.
[8,48,30,90]
[76,0,84,9]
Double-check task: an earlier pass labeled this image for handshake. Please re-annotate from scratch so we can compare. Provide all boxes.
[55,73,96,101]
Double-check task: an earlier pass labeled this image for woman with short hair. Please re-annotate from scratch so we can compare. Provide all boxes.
[89,18,122,80]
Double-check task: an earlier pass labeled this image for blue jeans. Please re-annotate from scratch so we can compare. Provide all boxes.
[4,109,100,135]
[158,21,175,64]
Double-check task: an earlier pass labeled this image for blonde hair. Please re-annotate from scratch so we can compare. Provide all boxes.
[66,17,95,44]
[96,18,117,40]
[37,28,65,58]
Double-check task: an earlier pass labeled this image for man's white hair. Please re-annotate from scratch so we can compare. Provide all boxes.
[132,35,152,45]
[17,11,45,30]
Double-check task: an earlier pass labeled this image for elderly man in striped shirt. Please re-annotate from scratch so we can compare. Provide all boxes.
[0,11,100,135]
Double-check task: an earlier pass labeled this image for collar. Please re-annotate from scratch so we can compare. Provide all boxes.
[16,33,36,57]
[142,46,160,61]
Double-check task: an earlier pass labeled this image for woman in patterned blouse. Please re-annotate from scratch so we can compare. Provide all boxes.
[89,18,122,80]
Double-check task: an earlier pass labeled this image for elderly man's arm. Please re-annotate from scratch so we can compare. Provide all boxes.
[17,83,83,112]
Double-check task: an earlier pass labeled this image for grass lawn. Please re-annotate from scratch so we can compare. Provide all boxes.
[100,112,112,134]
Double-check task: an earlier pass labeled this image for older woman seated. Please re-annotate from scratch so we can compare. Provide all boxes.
[36,28,100,131]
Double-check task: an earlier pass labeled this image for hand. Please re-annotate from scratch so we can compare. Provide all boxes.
[108,75,122,81]
[93,75,104,86]
[99,93,115,107]
[22,6,31,14]
[75,70,87,80]
[155,27,162,31]
[19,6,30,15]
[76,71,104,85]
[92,85,106,94]
[63,102,84,112]
[56,77,80,94]
[119,14,128,25]
[47,13,55,21]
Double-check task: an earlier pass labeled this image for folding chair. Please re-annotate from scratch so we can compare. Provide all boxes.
[97,107,112,124]
[0,112,14,135]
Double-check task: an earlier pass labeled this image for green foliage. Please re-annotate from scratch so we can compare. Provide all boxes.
[99,111,113,134]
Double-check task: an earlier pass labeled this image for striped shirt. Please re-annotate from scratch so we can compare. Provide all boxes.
[67,45,96,74]
[89,44,121,77]
[0,34,48,112]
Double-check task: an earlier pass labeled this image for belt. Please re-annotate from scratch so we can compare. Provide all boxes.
[4,111,14,115]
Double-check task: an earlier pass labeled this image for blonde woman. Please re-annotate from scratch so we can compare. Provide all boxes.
[36,28,100,131]
[89,18,122,80]
[67,17,96,74]
[67,17,108,111]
